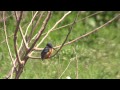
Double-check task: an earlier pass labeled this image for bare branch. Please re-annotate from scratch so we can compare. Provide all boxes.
[27,11,45,43]
[51,11,80,58]
[58,58,73,79]
[32,11,104,51]
[62,13,120,46]
[42,11,104,36]
[36,11,72,47]
[52,13,120,49]
[3,11,14,63]
[25,11,51,60]
[73,47,78,79]
[14,11,23,65]
[14,11,29,49]
[19,26,29,49]
[3,11,16,79]
[25,11,38,37]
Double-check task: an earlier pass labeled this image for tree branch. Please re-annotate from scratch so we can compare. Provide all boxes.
[27,11,45,43]
[24,11,51,60]
[14,11,23,65]
[36,11,72,47]
[50,11,80,58]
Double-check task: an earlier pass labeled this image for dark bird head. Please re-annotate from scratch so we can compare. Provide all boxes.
[46,43,53,48]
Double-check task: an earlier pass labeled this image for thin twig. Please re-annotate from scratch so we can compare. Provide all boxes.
[51,11,80,58]
[51,13,120,49]
[18,11,39,52]
[73,47,78,79]
[58,59,73,79]
[25,11,38,37]
[3,11,15,79]
[1,11,103,45]
[24,11,51,60]
[27,11,45,43]
[19,26,29,49]
[14,11,29,49]
[14,11,23,65]
[42,11,104,35]
[28,12,120,60]
[3,12,14,63]
[36,11,72,47]
[33,11,104,51]
[28,11,71,58]
[31,11,103,41]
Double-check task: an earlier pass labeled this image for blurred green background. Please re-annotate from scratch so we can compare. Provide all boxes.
[0,11,120,79]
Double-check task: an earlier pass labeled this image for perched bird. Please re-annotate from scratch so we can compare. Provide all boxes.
[41,43,55,60]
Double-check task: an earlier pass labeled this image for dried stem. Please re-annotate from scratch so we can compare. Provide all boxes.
[58,59,73,79]
[25,11,51,58]
[14,11,23,65]
[27,11,45,43]
[31,13,120,60]
[14,11,29,49]
[3,11,14,63]
[51,11,80,58]
[73,47,78,79]
[36,11,72,47]
[3,11,16,79]
[28,11,71,57]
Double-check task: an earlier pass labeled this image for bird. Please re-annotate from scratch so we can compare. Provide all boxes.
[41,43,55,60]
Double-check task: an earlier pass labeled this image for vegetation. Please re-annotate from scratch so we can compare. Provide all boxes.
[0,11,120,79]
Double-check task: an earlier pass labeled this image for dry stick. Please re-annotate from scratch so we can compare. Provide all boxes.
[50,11,80,58]
[18,11,39,52]
[24,11,38,38]
[28,11,72,58]
[16,11,39,64]
[25,11,51,58]
[42,11,104,35]
[5,22,35,79]
[14,11,23,65]
[19,26,29,49]
[58,13,120,79]
[1,22,30,44]
[3,11,15,79]
[31,11,103,42]
[14,11,29,49]
[73,47,78,79]
[51,13,120,49]
[33,11,104,51]
[28,11,79,59]
[63,13,120,46]
[28,13,120,59]
[15,11,52,79]
[27,11,45,43]
[36,11,71,48]
[58,58,73,79]
[1,11,103,45]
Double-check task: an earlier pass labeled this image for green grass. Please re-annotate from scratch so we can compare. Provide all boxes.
[0,11,120,79]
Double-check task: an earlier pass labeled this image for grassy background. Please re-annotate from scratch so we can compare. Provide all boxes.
[0,11,120,79]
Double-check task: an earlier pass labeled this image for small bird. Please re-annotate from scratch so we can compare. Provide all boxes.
[41,43,55,60]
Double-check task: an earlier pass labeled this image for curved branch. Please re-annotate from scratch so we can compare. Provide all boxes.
[24,11,52,59]
[50,11,80,58]
[14,11,23,65]
[36,11,72,47]
[33,13,120,51]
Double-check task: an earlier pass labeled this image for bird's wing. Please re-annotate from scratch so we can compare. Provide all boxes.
[41,47,49,59]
